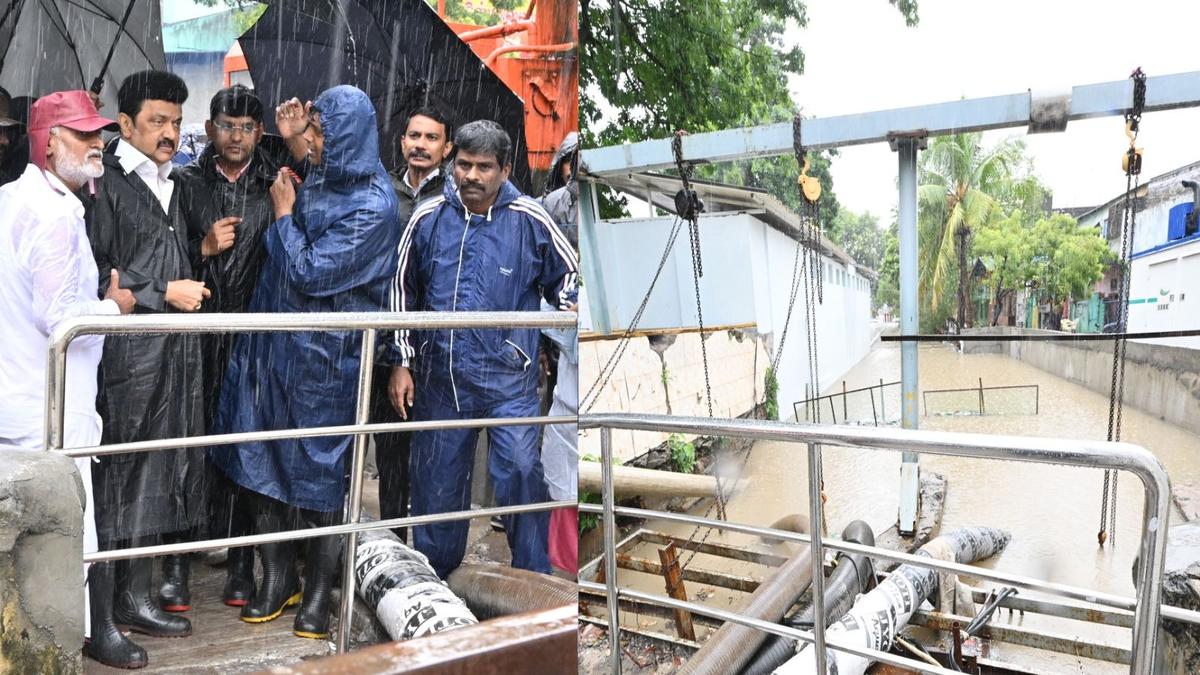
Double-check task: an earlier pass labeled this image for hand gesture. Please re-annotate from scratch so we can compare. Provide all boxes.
[275,98,310,140]
[389,366,415,420]
[165,279,211,313]
[271,169,297,220]
[104,269,135,314]
[200,216,241,257]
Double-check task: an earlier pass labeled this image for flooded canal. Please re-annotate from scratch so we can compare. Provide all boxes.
[608,340,1200,666]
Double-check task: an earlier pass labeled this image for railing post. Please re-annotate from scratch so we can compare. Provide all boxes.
[601,426,621,675]
[336,328,377,654]
[42,339,69,451]
[807,442,828,675]
[895,135,922,535]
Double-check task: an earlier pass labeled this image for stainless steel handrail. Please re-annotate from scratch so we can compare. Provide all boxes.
[579,412,1172,675]
[45,311,577,655]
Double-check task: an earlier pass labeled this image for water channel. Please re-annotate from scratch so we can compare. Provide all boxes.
[610,340,1200,669]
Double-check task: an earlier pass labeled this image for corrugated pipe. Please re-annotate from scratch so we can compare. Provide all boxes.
[678,514,813,675]
[447,564,578,620]
[740,520,876,675]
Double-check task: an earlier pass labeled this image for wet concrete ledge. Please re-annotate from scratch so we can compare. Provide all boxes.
[0,448,86,674]
[961,327,1200,437]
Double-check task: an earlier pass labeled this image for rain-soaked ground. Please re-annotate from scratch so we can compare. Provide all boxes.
[597,339,1200,672]
[84,476,512,674]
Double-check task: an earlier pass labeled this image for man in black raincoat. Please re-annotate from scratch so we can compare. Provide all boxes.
[85,71,209,665]
[370,105,453,543]
[176,85,305,612]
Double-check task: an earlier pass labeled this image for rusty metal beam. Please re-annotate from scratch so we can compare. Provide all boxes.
[616,552,760,593]
[965,587,1135,629]
[579,588,723,629]
[638,530,789,566]
[260,606,577,675]
[910,609,1131,664]
[579,615,702,651]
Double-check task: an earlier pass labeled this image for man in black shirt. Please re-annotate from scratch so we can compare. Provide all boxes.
[372,106,452,542]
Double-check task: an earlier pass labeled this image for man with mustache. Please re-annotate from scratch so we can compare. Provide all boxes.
[84,70,209,668]
[0,89,138,666]
[174,85,304,613]
[371,106,453,543]
[388,120,578,578]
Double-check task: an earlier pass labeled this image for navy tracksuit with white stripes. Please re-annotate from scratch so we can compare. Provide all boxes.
[389,177,578,577]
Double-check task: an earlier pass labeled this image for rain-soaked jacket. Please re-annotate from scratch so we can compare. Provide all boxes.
[86,142,207,541]
[210,86,400,512]
[540,132,578,247]
[389,177,578,411]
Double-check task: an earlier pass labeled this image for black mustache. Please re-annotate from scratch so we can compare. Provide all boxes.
[409,151,431,159]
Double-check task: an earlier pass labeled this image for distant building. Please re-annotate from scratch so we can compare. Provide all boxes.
[1066,159,1200,348]
[160,1,250,126]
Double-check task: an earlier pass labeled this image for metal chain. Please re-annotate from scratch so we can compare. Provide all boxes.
[1099,68,1146,547]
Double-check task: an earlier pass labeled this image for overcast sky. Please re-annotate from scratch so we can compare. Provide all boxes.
[785,0,1200,221]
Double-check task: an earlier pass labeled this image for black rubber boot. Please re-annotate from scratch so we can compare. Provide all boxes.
[222,546,255,607]
[114,558,192,637]
[84,562,148,669]
[242,504,300,623]
[158,554,191,612]
[293,535,342,639]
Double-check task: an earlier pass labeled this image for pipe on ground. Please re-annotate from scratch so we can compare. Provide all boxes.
[774,526,1011,675]
[578,461,746,500]
[741,520,876,675]
[446,564,578,620]
[678,514,812,675]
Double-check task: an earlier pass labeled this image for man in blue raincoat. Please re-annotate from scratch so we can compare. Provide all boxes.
[210,85,399,639]
[387,120,578,578]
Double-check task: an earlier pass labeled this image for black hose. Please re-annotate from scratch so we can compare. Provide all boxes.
[741,520,876,675]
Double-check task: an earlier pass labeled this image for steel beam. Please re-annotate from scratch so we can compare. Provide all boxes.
[581,71,1200,176]
[578,180,613,335]
[896,137,921,535]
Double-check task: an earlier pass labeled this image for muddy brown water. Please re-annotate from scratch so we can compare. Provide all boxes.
[601,341,1200,667]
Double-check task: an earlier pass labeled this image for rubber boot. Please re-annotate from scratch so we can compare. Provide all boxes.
[114,558,192,637]
[84,562,148,669]
[293,535,342,639]
[222,546,255,607]
[158,554,191,612]
[242,505,300,623]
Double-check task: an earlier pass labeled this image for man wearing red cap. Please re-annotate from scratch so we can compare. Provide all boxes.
[0,90,139,665]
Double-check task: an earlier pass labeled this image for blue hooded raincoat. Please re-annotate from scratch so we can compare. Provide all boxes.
[211,86,400,512]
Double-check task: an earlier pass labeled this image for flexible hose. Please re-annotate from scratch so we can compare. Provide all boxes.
[741,520,876,675]
[446,564,577,620]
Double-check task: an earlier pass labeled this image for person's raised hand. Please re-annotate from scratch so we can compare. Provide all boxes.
[271,169,297,220]
[275,97,307,139]
[104,269,135,314]
[201,216,241,256]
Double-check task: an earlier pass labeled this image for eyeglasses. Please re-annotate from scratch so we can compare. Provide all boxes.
[213,121,258,135]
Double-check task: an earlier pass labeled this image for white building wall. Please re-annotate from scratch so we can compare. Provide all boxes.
[1128,239,1200,349]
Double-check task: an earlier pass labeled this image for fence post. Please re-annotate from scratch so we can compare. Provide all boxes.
[879,378,885,421]
[601,427,622,675]
[978,377,985,415]
[807,442,828,675]
[336,328,376,654]
[842,381,848,421]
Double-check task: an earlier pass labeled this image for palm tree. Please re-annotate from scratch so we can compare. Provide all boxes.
[917,133,1030,330]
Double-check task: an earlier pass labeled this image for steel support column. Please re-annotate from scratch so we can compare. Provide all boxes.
[894,136,923,535]
[578,180,612,334]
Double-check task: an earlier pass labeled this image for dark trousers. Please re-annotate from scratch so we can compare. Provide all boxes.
[371,364,412,542]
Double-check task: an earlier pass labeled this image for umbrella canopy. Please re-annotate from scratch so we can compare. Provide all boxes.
[239,0,531,192]
[0,0,165,119]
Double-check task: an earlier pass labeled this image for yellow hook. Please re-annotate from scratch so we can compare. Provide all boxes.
[797,154,822,204]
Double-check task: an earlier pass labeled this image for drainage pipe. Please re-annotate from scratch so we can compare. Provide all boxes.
[447,564,578,620]
[741,520,876,675]
[678,514,812,675]
[775,526,1011,675]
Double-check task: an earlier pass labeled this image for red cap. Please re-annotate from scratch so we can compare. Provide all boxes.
[28,90,118,170]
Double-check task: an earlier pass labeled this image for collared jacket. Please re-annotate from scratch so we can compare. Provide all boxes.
[211,85,400,511]
[85,139,207,540]
[389,177,578,411]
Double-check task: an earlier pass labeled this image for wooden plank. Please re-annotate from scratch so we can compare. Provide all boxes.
[616,553,760,593]
[639,530,789,566]
[658,542,696,641]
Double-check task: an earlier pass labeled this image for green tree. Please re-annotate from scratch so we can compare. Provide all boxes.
[972,210,1031,325]
[831,208,885,271]
[1023,213,1113,326]
[580,1,917,216]
[875,222,900,310]
[917,132,1033,330]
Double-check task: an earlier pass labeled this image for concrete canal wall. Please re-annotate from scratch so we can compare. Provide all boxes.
[962,327,1200,437]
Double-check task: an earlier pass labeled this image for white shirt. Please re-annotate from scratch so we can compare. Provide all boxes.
[0,164,120,444]
[403,167,440,196]
[115,138,174,213]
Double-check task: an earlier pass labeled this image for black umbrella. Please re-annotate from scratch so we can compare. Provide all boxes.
[239,0,532,192]
[0,0,165,117]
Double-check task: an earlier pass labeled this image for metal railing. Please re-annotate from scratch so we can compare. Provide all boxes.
[44,311,577,655]
[793,379,900,425]
[578,412,1200,675]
